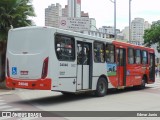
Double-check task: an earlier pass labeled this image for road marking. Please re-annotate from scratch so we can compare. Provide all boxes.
[0,103,7,105]
[18,117,39,120]
[3,108,21,111]
[0,105,12,109]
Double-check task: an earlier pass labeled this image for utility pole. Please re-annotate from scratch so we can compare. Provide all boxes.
[110,0,116,40]
[129,0,132,42]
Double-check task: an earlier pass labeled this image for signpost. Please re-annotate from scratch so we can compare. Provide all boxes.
[59,17,90,32]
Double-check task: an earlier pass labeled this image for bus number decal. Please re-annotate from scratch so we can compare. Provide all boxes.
[18,82,28,86]
[60,63,68,67]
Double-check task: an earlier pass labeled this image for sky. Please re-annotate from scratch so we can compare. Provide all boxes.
[31,0,160,30]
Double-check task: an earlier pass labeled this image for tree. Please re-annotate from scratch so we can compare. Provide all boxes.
[0,0,35,82]
[144,21,160,52]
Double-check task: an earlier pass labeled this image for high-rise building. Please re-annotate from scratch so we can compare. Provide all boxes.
[131,18,151,44]
[45,3,62,27]
[62,5,68,17]
[68,0,81,17]
[122,26,129,41]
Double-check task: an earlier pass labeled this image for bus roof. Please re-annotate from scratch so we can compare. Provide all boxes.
[113,40,154,53]
[9,26,113,44]
[9,26,155,53]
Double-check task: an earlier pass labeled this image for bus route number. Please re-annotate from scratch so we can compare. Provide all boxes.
[18,82,28,86]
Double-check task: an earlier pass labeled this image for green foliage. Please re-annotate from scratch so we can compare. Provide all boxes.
[144,21,160,52]
[0,0,35,41]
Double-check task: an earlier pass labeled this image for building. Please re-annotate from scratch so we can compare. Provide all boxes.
[83,30,110,38]
[99,26,120,35]
[122,26,129,41]
[68,0,81,17]
[62,5,68,17]
[45,3,62,27]
[131,18,151,45]
[90,18,97,31]
[81,11,89,17]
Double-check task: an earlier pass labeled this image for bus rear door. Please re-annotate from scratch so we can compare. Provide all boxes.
[77,41,92,90]
[116,47,126,88]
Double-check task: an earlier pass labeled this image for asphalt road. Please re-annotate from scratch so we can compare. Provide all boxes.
[0,76,160,120]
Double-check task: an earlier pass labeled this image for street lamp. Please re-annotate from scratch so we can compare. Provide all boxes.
[129,0,132,42]
[109,0,116,40]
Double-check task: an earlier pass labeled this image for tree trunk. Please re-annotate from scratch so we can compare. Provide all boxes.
[0,41,8,89]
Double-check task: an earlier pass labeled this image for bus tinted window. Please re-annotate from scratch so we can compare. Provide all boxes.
[128,48,134,64]
[142,51,148,64]
[106,44,115,63]
[135,49,141,64]
[94,42,105,63]
[55,35,75,61]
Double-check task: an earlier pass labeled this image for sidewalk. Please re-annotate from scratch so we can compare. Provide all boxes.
[0,89,13,95]
[0,81,14,95]
[155,74,160,80]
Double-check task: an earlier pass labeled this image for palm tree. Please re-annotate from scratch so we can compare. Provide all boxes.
[0,0,35,83]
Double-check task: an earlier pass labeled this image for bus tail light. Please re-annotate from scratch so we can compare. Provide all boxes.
[7,58,10,77]
[41,57,49,79]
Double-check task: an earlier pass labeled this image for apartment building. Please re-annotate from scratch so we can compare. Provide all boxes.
[45,3,62,27]
[68,0,81,17]
[131,18,151,44]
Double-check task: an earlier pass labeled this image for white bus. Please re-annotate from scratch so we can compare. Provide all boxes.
[6,26,155,97]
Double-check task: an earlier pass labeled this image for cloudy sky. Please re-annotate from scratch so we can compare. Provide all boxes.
[31,0,160,30]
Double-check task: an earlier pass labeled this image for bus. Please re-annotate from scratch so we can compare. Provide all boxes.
[6,26,155,97]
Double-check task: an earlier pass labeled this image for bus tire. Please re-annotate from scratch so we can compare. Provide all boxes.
[95,77,107,97]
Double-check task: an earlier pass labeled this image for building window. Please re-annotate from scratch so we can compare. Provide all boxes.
[106,44,115,63]
[94,42,105,63]
[128,48,134,64]
[55,35,75,61]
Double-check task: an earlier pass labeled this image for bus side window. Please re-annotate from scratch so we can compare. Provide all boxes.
[128,48,134,64]
[55,35,75,61]
[94,42,105,63]
[135,49,141,64]
[106,44,115,63]
[142,51,148,64]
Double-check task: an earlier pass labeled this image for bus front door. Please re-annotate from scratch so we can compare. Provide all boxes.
[149,53,155,82]
[77,41,92,90]
[116,48,126,87]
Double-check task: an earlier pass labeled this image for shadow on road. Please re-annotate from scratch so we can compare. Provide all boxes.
[11,86,152,106]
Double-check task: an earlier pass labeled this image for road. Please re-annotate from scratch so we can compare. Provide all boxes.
[0,76,160,120]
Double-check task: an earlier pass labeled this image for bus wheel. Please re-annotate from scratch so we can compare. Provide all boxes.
[95,78,107,97]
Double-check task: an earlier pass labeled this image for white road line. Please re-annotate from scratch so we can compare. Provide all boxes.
[0,117,12,120]
[18,117,39,120]
[0,103,7,105]
[0,105,12,109]
[3,108,21,111]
